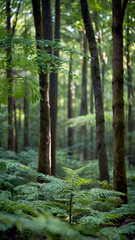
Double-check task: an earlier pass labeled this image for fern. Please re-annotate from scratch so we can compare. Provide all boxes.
[89,188,125,199]
[63,166,94,189]
[100,222,135,240]
[0,155,135,240]
[0,212,86,240]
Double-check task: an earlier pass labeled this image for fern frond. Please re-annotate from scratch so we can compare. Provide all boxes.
[99,227,124,240]
[89,188,125,199]
[0,212,84,240]
[116,222,135,235]
[0,200,39,217]
[63,166,94,189]
[0,159,37,176]
[101,222,135,240]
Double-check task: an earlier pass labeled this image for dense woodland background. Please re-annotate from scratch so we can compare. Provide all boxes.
[0,0,135,239]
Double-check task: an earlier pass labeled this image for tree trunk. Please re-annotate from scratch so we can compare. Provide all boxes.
[80,30,87,116]
[112,0,128,203]
[32,0,51,175]
[14,101,18,153]
[49,0,60,176]
[90,81,95,159]
[24,81,29,150]
[80,0,109,181]
[126,10,133,167]
[80,30,88,160]
[68,54,74,156]
[6,0,15,151]
[23,19,29,150]
[6,0,20,151]
[93,8,107,107]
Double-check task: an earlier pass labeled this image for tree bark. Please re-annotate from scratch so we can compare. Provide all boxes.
[80,30,88,160]
[80,0,109,181]
[49,0,60,175]
[32,0,51,175]
[112,0,128,203]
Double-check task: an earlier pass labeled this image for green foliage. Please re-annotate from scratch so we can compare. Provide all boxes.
[0,37,91,106]
[0,151,134,239]
[56,148,100,179]
[68,112,113,128]
[0,212,84,240]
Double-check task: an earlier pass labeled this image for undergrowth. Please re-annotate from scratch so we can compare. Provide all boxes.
[0,148,135,240]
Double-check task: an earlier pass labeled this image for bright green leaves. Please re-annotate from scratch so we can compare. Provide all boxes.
[0,37,90,105]
[63,166,93,189]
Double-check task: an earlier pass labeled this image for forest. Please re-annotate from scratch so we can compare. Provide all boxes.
[0,0,135,239]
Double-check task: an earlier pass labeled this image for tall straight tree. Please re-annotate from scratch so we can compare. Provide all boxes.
[6,0,21,151]
[32,0,51,175]
[6,0,14,151]
[24,19,29,150]
[90,81,94,159]
[49,0,60,176]
[80,30,88,160]
[80,30,87,116]
[112,0,128,203]
[24,81,29,150]
[80,0,109,181]
[68,54,74,156]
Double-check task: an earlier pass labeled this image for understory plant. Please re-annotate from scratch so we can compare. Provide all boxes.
[0,149,135,240]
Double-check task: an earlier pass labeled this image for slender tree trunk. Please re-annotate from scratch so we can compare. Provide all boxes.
[32,0,51,175]
[18,105,22,130]
[14,101,18,153]
[68,54,74,156]
[80,0,109,181]
[80,30,88,160]
[81,30,87,116]
[126,10,133,167]
[112,0,128,203]
[0,106,4,148]
[23,19,29,150]
[6,0,20,152]
[6,0,15,151]
[24,81,29,150]
[90,81,95,159]
[49,0,60,175]
[93,8,107,106]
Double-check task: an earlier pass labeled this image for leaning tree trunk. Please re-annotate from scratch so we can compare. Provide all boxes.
[32,0,51,175]
[80,0,109,181]
[49,0,60,176]
[112,0,128,203]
